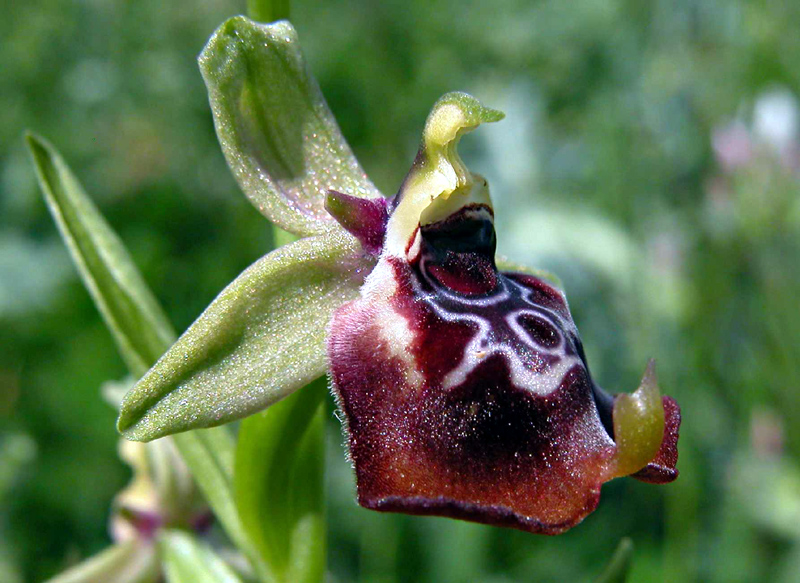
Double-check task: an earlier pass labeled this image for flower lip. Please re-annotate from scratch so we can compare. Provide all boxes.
[328,91,680,535]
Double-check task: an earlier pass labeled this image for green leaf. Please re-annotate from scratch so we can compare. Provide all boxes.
[25,132,175,378]
[234,378,326,583]
[199,16,383,237]
[45,541,159,583]
[160,530,243,583]
[247,0,290,23]
[26,133,251,568]
[118,230,372,441]
[593,538,634,583]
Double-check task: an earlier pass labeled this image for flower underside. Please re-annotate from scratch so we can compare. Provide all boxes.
[327,93,680,534]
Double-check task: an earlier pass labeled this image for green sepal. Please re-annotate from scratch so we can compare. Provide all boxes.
[118,230,372,441]
[234,377,326,583]
[25,132,175,379]
[44,540,159,583]
[199,16,382,237]
[159,530,244,583]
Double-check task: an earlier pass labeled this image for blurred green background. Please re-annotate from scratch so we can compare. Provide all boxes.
[3,0,800,581]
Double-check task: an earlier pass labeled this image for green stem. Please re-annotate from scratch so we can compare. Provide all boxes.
[594,538,633,583]
[246,0,290,23]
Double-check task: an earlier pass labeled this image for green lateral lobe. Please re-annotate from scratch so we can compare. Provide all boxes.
[44,540,159,583]
[118,230,372,441]
[199,16,382,237]
[160,530,243,583]
[234,378,326,583]
[25,133,175,379]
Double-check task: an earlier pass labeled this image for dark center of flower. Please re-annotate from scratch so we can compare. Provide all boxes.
[419,204,498,295]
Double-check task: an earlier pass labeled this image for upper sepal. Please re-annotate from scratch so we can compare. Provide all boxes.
[199,16,382,237]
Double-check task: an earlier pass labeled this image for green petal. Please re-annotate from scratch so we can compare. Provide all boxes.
[234,378,326,583]
[25,133,175,379]
[118,231,372,441]
[160,530,243,583]
[44,541,159,583]
[199,16,382,237]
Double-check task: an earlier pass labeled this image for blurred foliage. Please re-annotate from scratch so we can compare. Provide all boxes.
[2,0,800,581]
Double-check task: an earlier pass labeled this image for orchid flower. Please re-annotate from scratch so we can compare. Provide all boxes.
[116,16,680,535]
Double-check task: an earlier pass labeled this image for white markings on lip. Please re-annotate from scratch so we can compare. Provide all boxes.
[360,260,424,392]
[412,264,580,395]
